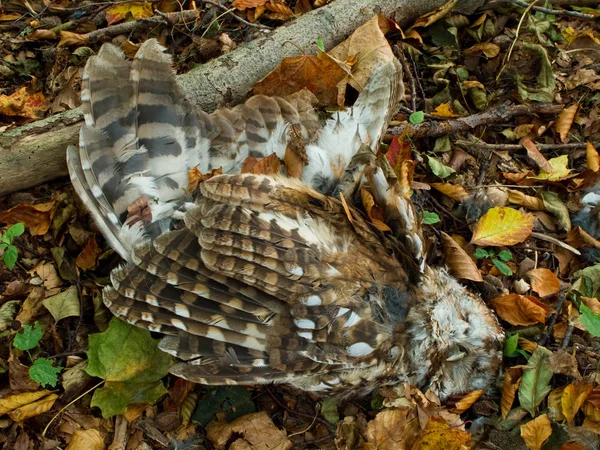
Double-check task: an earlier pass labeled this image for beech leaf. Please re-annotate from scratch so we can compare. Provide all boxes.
[471,207,533,246]
[518,346,553,416]
[520,414,552,450]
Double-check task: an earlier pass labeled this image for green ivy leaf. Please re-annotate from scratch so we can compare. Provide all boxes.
[493,258,513,276]
[29,358,62,387]
[13,321,43,351]
[474,248,489,259]
[3,245,18,270]
[423,211,441,225]
[409,111,425,124]
[86,318,173,417]
[580,303,600,337]
[497,249,513,262]
[504,333,519,357]
[427,156,456,179]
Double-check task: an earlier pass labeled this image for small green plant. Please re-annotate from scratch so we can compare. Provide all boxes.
[0,223,24,270]
[422,211,441,225]
[409,110,425,124]
[13,321,63,387]
[474,247,513,276]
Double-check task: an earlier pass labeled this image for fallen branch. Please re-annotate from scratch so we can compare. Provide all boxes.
[0,0,462,196]
[455,140,593,152]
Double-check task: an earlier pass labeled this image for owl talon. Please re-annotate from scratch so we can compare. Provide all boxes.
[125,196,152,227]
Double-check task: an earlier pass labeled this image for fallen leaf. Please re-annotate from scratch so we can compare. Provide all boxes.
[105,2,153,26]
[463,42,500,58]
[43,286,80,323]
[75,237,102,271]
[361,188,391,232]
[522,139,552,173]
[549,349,581,378]
[412,416,472,450]
[188,167,223,192]
[57,30,89,47]
[430,183,470,202]
[30,261,62,290]
[491,294,551,326]
[471,207,534,247]
[0,389,55,415]
[501,367,523,419]
[507,190,545,211]
[365,407,419,449]
[587,142,600,172]
[548,387,566,421]
[527,268,560,297]
[441,232,482,282]
[534,155,574,182]
[563,381,594,424]
[0,200,56,235]
[518,337,538,353]
[283,146,305,178]
[241,153,281,175]
[65,429,104,450]
[449,390,484,414]
[8,393,58,421]
[232,0,268,10]
[556,104,579,142]
[518,346,553,417]
[409,0,459,29]
[0,87,50,120]
[520,414,552,450]
[431,102,459,117]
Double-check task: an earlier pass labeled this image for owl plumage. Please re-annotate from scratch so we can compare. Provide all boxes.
[67,39,504,401]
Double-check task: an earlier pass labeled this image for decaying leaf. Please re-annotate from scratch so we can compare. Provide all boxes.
[463,42,500,58]
[441,233,483,282]
[501,367,523,419]
[507,190,544,211]
[188,167,223,192]
[409,0,459,29]
[361,188,392,232]
[105,1,154,26]
[520,414,552,450]
[241,153,281,175]
[527,268,560,297]
[430,183,470,202]
[43,285,80,323]
[491,294,551,326]
[449,390,484,414]
[0,200,56,235]
[411,416,472,450]
[75,237,102,271]
[57,30,89,47]
[0,87,50,120]
[556,104,579,142]
[522,139,552,173]
[65,429,104,450]
[471,207,534,247]
[0,389,55,415]
[7,393,58,421]
[586,142,600,172]
[364,407,418,449]
[562,381,594,424]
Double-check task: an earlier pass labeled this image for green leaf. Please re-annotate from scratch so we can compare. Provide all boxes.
[504,333,519,357]
[86,318,173,417]
[316,36,325,52]
[423,211,441,225]
[29,358,62,387]
[474,248,489,259]
[13,321,43,351]
[497,250,513,262]
[4,223,25,240]
[427,156,456,179]
[192,386,255,425]
[573,264,600,298]
[3,245,18,270]
[43,286,80,323]
[492,258,513,276]
[516,43,556,103]
[321,398,340,424]
[432,136,451,153]
[518,346,552,416]
[409,111,425,124]
[580,303,600,337]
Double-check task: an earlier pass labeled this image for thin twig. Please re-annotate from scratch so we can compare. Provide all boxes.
[561,323,575,349]
[511,0,595,19]
[455,140,592,152]
[394,46,417,112]
[199,0,273,30]
[538,289,567,346]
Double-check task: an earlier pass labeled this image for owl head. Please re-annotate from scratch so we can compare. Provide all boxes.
[406,267,505,401]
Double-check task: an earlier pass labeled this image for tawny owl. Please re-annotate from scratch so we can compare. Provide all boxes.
[67,39,504,401]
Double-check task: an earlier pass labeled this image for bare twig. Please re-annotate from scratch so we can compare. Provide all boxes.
[538,289,567,346]
[199,0,273,29]
[455,140,593,152]
[394,46,417,112]
[511,0,596,19]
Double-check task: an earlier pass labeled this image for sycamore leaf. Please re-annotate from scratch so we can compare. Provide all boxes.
[43,285,80,323]
[29,358,62,387]
[520,414,552,450]
[518,346,553,416]
[527,268,560,297]
[86,318,173,417]
[491,294,551,326]
[441,232,483,282]
[471,207,533,246]
[13,321,43,351]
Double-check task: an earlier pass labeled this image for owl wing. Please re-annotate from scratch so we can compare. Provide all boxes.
[104,173,420,384]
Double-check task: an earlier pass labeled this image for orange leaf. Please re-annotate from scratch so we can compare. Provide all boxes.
[188,167,222,192]
[518,337,538,353]
[522,139,552,173]
[562,381,593,424]
[232,0,268,10]
[365,407,418,449]
[430,183,470,202]
[0,200,56,236]
[105,2,154,26]
[587,142,600,172]
[527,268,560,297]
[556,103,579,142]
[360,188,391,232]
[491,294,550,326]
[441,232,483,282]
[449,390,484,414]
[411,416,472,450]
[501,367,523,419]
[241,153,281,175]
[471,207,533,247]
[75,237,102,271]
[283,147,305,178]
[57,30,89,47]
[431,102,459,117]
[507,190,545,211]
[520,414,552,450]
[0,87,49,120]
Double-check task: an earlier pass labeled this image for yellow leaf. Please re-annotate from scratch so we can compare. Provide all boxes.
[471,207,533,246]
[449,390,484,414]
[430,183,470,202]
[507,190,545,211]
[501,367,523,419]
[562,381,593,424]
[105,2,154,26]
[534,155,573,182]
[441,232,483,282]
[0,87,49,120]
[491,294,551,326]
[0,389,54,415]
[365,407,419,449]
[431,102,459,117]
[520,414,552,450]
[412,416,473,450]
[587,142,600,172]
[66,429,104,450]
[7,393,58,421]
[464,42,500,58]
[527,268,560,297]
[556,104,579,142]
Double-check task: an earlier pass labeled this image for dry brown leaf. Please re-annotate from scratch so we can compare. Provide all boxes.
[557,104,579,142]
[518,337,538,353]
[233,0,268,10]
[361,188,391,232]
[549,349,580,378]
[27,29,58,41]
[527,268,560,297]
[29,261,62,290]
[365,407,418,449]
[409,0,458,29]
[507,190,545,211]
[502,171,537,186]
[75,237,102,271]
[7,393,58,421]
[449,390,484,414]
[491,294,551,326]
[471,207,533,247]
[520,414,552,450]
[0,200,56,235]
[65,429,104,450]
[253,52,347,107]
[0,87,50,120]
[105,1,153,26]
[339,193,354,225]
[0,389,55,415]
[522,139,553,173]
[587,142,600,172]
[206,411,292,450]
[412,416,472,450]
[567,226,600,249]
[265,1,293,16]
[241,153,281,175]
[283,146,305,179]
[562,381,594,424]
[463,42,500,58]
[57,30,89,47]
[501,367,523,419]
[440,232,482,282]
[430,183,470,202]
[15,287,45,324]
[188,167,222,192]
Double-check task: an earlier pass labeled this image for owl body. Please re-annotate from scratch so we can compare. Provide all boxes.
[68,39,504,401]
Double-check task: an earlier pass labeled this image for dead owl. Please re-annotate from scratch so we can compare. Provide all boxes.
[67,39,504,401]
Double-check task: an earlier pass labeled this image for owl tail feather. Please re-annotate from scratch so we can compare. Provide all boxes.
[67,39,202,260]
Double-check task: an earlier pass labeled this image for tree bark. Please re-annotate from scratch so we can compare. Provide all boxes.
[0,0,483,196]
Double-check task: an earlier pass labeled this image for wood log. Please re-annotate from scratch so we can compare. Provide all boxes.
[0,0,483,196]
